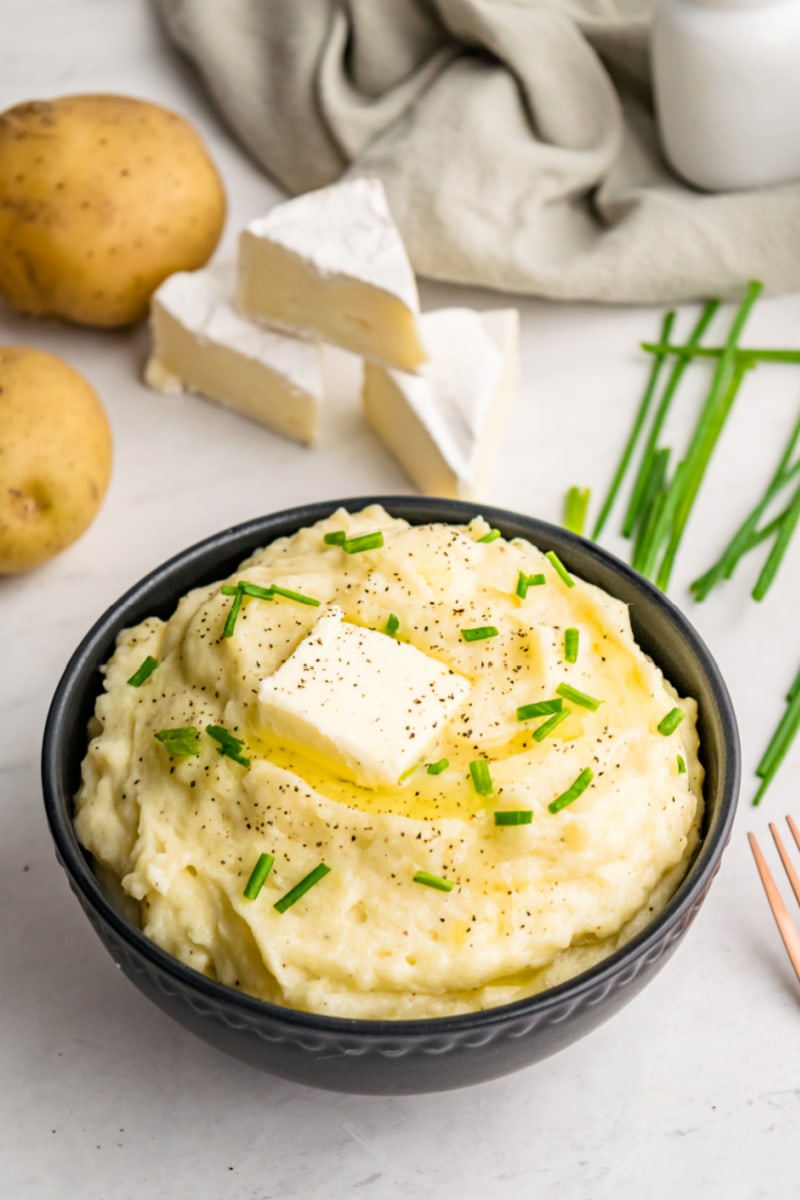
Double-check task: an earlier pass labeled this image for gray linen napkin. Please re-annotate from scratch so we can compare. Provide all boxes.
[155,0,800,303]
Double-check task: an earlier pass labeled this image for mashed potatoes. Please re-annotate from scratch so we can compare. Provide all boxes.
[75,506,703,1019]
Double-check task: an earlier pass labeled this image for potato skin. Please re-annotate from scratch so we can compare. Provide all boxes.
[0,346,112,573]
[0,94,226,327]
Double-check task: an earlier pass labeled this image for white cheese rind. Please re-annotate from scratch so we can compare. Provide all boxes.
[258,606,471,788]
[237,179,426,371]
[145,263,324,445]
[362,307,519,500]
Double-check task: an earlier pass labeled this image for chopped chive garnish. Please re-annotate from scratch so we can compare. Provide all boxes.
[564,628,579,663]
[677,754,687,774]
[657,707,685,736]
[564,486,590,536]
[127,655,158,687]
[413,870,454,892]
[323,530,347,546]
[206,724,251,766]
[343,531,384,554]
[469,758,494,796]
[461,625,499,642]
[243,852,275,900]
[549,767,594,814]
[516,698,563,722]
[545,550,574,588]
[753,665,800,806]
[221,580,274,600]
[494,810,533,826]
[516,571,546,598]
[532,707,571,742]
[269,584,321,607]
[274,863,331,913]
[385,613,400,637]
[154,726,201,757]
[222,583,245,638]
[477,528,502,543]
[555,682,602,711]
[426,758,449,775]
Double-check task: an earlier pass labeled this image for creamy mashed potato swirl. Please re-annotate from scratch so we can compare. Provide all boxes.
[75,506,703,1019]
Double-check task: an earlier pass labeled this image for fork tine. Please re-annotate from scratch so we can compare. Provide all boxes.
[748,830,800,986]
[769,822,800,907]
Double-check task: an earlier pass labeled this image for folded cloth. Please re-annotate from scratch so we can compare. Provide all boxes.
[156,0,800,303]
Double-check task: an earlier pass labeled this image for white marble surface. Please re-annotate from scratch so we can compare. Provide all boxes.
[2,4,798,1197]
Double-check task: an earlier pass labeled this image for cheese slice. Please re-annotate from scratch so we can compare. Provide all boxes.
[238,178,427,372]
[145,263,323,446]
[362,307,519,500]
[258,606,471,788]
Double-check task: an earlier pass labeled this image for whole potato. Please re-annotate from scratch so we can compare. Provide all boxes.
[0,94,226,327]
[0,346,112,573]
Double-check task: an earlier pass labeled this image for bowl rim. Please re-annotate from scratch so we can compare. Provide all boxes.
[41,494,740,1037]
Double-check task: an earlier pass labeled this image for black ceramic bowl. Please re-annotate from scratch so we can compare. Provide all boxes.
[42,497,739,1095]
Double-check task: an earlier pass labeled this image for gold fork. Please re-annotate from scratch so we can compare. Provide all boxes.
[748,816,800,985]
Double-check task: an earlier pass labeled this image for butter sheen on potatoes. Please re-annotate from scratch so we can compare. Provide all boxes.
[0,94,226,327]
[0,347,112,572]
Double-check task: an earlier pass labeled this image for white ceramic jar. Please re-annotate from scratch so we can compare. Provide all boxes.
[651,0,800,191]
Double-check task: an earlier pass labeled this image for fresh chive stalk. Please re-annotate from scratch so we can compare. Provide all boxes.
[413,870,454,892]
[516,698,564,721]
[657,707,685,736]
[752,666,800,805]
[494,810,533,826]
[564,628,579,664]
[461,626,499,642]
[516,571,546,598]
[690,413,800,601]
[532,707,571,742]
[555,683,602,711]
[206,724,251,766]
[751,477,800,601]
[641,343,800,365]
[564,487,590,536]
[592,309,675,540]
[154,726,201,757]
[274,863,331,913]
[622,300,720,539]
[630,446,671,577]
[549,767,594,813]
[545,551,574,588]
[426,758,449,775]
[469,759,494,796]
[127,656,159,687]
[243,852,275,900]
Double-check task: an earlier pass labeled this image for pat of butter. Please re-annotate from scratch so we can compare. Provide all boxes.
[258,606,471,788]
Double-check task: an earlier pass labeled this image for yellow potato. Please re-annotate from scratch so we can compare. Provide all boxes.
[0,94,226,327]
[0,346,112,573]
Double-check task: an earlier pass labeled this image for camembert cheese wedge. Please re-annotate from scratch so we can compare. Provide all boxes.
[362,307,519,500]
[145,263,323,446]
[237,178,427,372]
